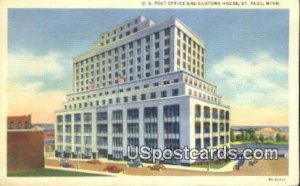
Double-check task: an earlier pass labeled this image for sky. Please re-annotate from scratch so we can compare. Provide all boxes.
[8,9,289,126]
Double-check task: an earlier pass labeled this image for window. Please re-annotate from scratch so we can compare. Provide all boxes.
[74,113,81,122]
[144,107,158,119]
[165,28,170,36]
[163,105,180,118]
[195,122,201,133]
[146,36,150,43]
[155,32,159,40]
[146,54,150,61]
[155,51,159,58]
[161,91,167,97]
[164,58,170,65]
[213,123,218,132]
[164,49,170,55]
[132,95,137,101]
[164,81,170,85]
[97,112,107,121]
[25,122,31,129]
[204,122,210,133]
[127,109,139,120]
[164,39,170,46]
[177,28,181,37]
[172,89,179,96]
[84,113,92,123]
[146,63,150,69]
[141,94,146,100]
[9,122,14,129]
[152,61,158,68]
[195,105,201,117]
[153,82,159,86]
[57,115,63,123]
[150,92,156,99]
[112,110,123,120]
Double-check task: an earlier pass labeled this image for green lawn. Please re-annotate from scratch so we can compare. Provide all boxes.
[8,168,109,177]
[231,141,288,145]
[192,161,230,169]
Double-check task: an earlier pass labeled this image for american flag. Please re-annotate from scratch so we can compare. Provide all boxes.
[118,75,125,84]
[88,81,95,90]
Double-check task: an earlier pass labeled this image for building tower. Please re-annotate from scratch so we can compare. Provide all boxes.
[55,16,230,165]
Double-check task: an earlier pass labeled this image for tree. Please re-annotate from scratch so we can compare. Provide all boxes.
[259,134,264,143]
[241,131,247,141]
[249,128,255,141]
[244,132,250,141]
[230,130,236,142]
[275,133,281,142]
[253,135,259,143]
[282,135,288,142]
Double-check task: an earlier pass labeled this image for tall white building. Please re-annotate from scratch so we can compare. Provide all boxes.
[55,15,230,165]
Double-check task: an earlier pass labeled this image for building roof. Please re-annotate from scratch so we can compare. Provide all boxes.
[255,127,277,136]
[32,124,54,131]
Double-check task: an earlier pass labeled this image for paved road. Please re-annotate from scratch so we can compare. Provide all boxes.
[45,158,288,176]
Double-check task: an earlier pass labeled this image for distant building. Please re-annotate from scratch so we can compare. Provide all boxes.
[7,130,44,172]
[32,124,55,157]
[255,127,277,139]
[7,115,32,130]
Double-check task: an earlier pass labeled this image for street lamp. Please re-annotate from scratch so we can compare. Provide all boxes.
[207,146,210,172]
[77,148,81,171]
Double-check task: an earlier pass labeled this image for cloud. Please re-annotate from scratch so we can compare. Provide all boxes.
[7,51,67,123]
[7,81,66,123]
[212,53,288,107]
[8,51,64,82]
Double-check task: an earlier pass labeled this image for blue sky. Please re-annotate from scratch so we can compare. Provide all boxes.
[8,9,289,125]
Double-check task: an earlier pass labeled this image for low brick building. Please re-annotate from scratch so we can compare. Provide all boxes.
[7,115,32,130]
[7,130,44,172]
[32,124,55,157]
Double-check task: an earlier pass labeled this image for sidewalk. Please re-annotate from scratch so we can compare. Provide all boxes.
[45,165,121,176]
[46,157,236,173]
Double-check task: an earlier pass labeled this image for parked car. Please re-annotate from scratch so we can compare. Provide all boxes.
[104,165,124,173]
[59,158,73,168]
[148,164,166,171]
[87,160,102,165]
[61,162,73,168]
[127,160,143,168]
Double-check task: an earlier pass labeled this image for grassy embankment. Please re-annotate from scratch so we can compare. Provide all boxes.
[8,168,109,177]
[231,141,288,145]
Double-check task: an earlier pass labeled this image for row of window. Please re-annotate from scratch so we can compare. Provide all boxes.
[195,135,230,149]
[8,122,31,129]
[75,28,172,92]
[176,28,204,53]
[195,122,230,133]
[70,77,180,102]
[64,89,179,110]
[176,28,205,78]
[184,75,216,94]
[195,105,230,120]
